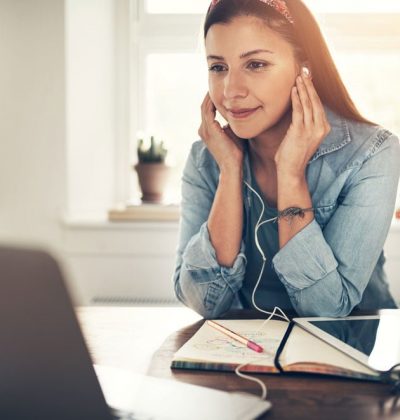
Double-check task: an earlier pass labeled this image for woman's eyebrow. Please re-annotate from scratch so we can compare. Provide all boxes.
[206,49,274,61]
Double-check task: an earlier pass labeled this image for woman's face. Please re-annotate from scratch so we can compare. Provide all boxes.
[205,15,300,139]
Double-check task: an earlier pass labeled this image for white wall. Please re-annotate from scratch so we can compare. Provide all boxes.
[65,0,118,219]
[0,0,66,253]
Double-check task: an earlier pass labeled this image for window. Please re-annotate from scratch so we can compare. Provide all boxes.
[129,1,400,205]
[142,53,208,203]
[145,0,210,14]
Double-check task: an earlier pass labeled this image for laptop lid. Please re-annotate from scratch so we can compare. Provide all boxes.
[0,246,112,420]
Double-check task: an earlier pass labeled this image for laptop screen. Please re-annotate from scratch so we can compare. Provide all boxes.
[0,246,112,420]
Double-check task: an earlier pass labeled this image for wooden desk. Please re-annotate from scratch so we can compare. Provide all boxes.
[77,306,400,420]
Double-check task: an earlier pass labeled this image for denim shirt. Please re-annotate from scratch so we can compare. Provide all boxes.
[173,106,400,319]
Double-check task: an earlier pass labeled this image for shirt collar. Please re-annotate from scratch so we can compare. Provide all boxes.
[243,104,351,184]
[308,104,351,163]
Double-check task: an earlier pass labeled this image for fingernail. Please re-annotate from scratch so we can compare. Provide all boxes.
[302,66,310,78]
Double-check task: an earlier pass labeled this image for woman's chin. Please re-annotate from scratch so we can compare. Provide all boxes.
[229,125,262,140]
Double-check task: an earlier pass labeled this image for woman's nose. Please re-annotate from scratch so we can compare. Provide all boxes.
[223,70,248,99]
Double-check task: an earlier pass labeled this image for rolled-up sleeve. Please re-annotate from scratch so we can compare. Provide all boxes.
[173,142,247,319]
[272,134,400,317]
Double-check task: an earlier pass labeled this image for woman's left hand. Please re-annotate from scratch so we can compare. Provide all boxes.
[274,70,331,178]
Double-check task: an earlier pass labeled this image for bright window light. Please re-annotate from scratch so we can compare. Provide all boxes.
[145,0,400,14]
[134,1,400,205]
[145,0,210,14]
[142,53,208,203]
[305,0,400,14]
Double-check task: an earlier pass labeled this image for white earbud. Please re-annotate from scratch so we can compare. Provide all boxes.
[302,66,311,78]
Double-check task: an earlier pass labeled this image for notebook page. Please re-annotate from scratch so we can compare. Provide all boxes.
[281,325,379,376]
[173,319,289,367]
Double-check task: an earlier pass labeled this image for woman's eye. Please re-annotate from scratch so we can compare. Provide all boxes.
[208,64,226,73]
[208,62,269,73]
[248,61,267,70]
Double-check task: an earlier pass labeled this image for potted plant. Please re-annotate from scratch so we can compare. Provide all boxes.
[134,135,171,203]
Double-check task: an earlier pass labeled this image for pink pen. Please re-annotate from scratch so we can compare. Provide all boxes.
[206,320,264,353]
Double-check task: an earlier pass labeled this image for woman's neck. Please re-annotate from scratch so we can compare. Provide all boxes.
[248,108,292,170]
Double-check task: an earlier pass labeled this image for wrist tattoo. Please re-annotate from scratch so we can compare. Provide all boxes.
[277,207,314,224]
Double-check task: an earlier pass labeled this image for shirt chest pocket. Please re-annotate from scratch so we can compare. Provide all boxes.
[313,203,337,229]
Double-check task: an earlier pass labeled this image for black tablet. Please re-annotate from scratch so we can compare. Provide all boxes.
[294,310,400,372]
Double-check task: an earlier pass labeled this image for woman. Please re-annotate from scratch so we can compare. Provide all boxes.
[173,0,400,319]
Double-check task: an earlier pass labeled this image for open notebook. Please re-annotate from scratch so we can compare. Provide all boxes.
[171,319,381,381]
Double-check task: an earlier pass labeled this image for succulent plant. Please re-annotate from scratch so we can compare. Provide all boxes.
[137,136,168,163]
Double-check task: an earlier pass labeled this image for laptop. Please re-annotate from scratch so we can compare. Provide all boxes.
[0,246,113,420]
[0,246,271,420]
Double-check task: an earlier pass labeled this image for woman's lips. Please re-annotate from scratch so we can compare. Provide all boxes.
[228,107,260,119]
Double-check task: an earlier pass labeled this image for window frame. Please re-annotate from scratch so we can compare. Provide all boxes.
[125,1,400,205]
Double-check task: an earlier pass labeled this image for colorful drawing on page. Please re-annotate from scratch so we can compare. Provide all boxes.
[193,331,281,361]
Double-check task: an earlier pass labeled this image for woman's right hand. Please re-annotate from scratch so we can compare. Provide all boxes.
[198,92,244,172]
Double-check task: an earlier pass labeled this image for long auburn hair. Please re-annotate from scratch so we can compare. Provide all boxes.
[204,0,375,125]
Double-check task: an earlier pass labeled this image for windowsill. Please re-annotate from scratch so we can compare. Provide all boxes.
[108,203,180,222]
[62,208,400,230]
[61,203,180,230]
